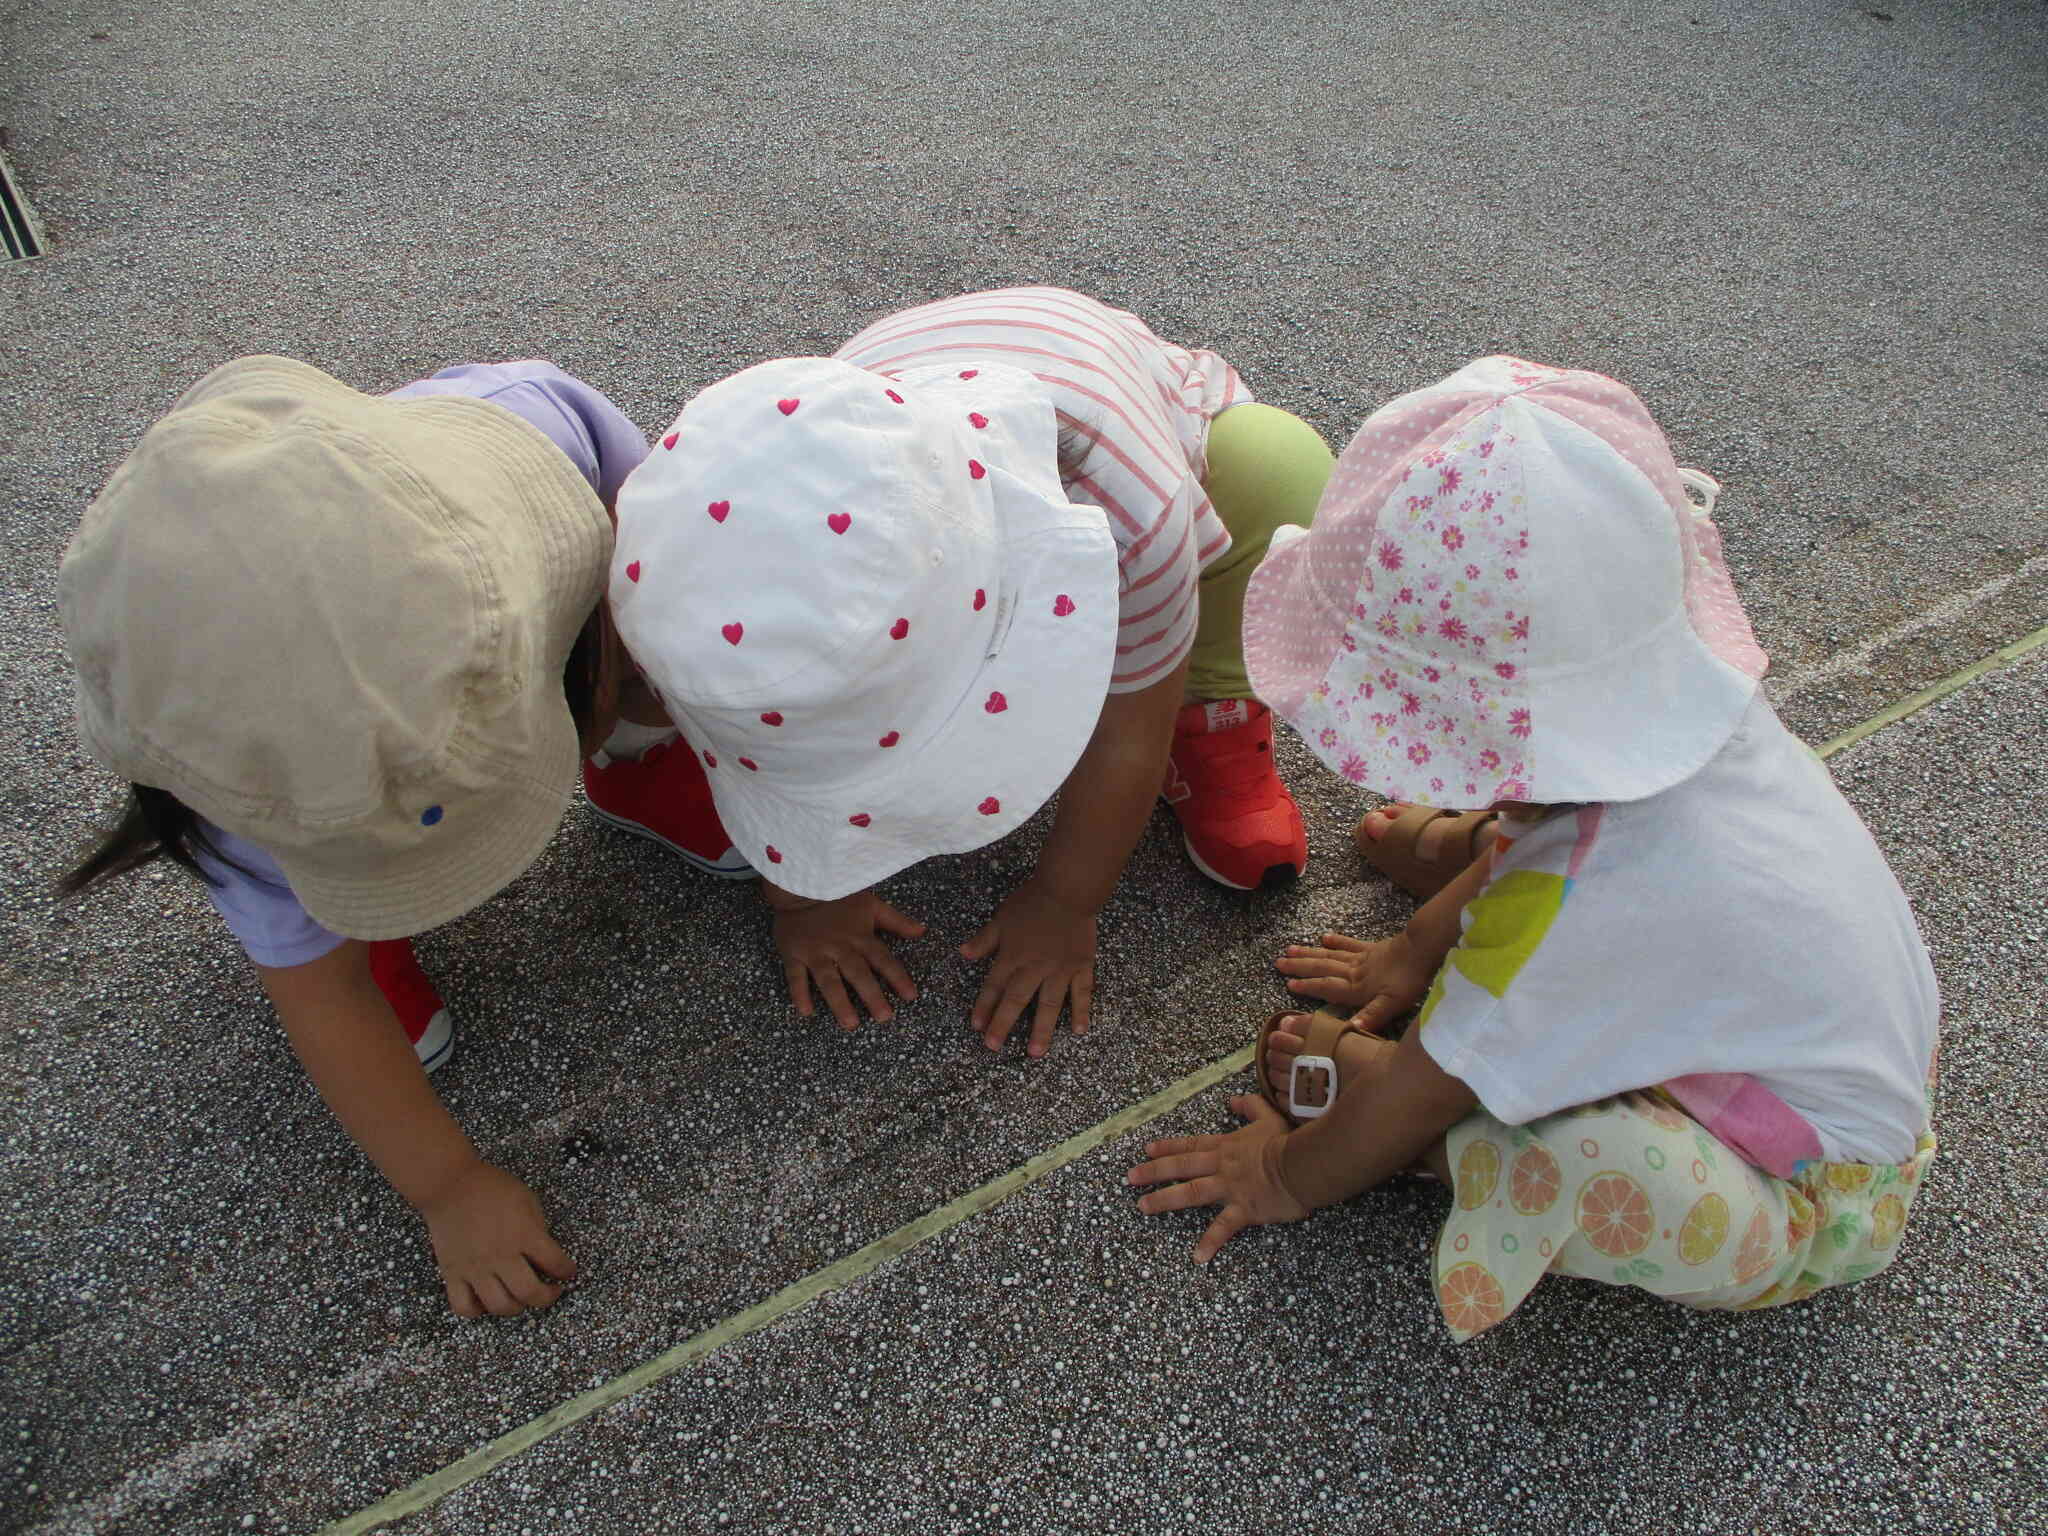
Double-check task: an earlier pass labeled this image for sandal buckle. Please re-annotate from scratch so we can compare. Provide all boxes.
[1288,1054,1338,1120]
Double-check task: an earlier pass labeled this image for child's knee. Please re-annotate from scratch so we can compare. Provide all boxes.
[1204,403,1335,540]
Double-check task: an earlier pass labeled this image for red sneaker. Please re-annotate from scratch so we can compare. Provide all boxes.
[1161,699,1308,890]
[582,735,756,879]
[366,937,455,1074]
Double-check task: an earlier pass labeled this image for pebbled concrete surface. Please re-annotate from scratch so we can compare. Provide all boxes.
[2,0,2044,1531]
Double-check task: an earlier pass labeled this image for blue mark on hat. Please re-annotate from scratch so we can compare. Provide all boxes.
[420,805,444,827]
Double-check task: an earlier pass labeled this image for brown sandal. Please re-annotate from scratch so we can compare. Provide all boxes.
[1255,1009,1367,1125]
[1351,804,1498,901]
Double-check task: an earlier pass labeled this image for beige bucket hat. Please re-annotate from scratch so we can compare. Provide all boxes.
[59,355,614,938]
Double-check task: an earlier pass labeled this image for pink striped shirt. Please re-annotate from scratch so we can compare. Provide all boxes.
[835,288,1249,692]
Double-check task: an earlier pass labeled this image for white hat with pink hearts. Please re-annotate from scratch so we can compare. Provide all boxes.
[611,356,1118,900]
[1245,355,1768,808]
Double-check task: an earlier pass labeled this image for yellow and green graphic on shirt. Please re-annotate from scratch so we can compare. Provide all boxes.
[1419,869,1569,1027]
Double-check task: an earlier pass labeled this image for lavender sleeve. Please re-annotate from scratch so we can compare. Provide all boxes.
[194,824,349,969]
[386,361,650,503]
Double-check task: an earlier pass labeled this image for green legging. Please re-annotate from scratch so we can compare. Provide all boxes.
[1187,402,1336,702]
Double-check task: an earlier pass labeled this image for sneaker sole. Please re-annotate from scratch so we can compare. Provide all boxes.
[1181,832,1303,893]
[414,1008,455,1075]
[586,804,760,879]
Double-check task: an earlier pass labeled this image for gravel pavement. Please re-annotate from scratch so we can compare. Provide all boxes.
[2,1,2043,1532]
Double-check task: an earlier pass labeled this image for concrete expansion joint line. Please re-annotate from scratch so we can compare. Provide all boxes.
[33,620,2047,1536]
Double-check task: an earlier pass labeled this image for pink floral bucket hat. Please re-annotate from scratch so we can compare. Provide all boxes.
[1245,356,1767,808]
[611,357,1119,900]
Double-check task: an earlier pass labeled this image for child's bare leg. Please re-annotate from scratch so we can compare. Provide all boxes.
[1263,1016,1453,1180]
[1415,1138,1451,1182]
[1261,1014,1399,1102]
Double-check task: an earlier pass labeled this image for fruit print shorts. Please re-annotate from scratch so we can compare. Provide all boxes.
[1432,1090,1937,1341]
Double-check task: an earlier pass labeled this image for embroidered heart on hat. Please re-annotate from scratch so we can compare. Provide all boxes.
[765,845,783,863]
[708,500,730,523]
[777,398,800,416]
[890,618,910,640]
[626,561,641,583]
[760,712,783,726]
[739,757,759,772]
[1052,595,1075,617]
[984,691,1007,714]
[885,390,904,404]
[662,432,678,450]
[968,460,986,481]
[878,730,900,748]
[722,622,744,645]
[703,751,718,767]
[968,412,989,429]
[973,589,986,611]
[827,512,852,535]
[959,369,978,380]
[848,813,871,827]
[978,796,1000,815]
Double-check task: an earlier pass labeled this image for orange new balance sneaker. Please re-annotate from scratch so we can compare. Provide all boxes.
[366,937,455,1074]
[1161,699,1308,890]
[582,735,756,879]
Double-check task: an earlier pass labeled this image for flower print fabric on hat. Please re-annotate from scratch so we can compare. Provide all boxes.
[1244,357,1766,808]
[611,357,1118,901]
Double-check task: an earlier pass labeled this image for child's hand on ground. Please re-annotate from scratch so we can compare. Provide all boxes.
[771,888,927,1031]
[961,877,1097,1057]
[418,1160,578,1319]
[1274,930,1437,1031]
[1127,1095,1310,1262]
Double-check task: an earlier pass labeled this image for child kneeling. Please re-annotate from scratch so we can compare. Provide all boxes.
[1130,357,1938,1339]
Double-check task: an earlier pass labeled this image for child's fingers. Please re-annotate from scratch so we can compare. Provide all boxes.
[1232,1094,1289,1128]
[444,1276,484,1319]
[968,963,1004,1033]
[501,1261,563,1313]
[1070,967,1093,1036]
[472,1273,523,1318]
[839,954,897,1025]
[862,939,918,1005]
[1320,933,1371,952]
[1128,1146,1221,1188]
[815,969,864,1032]
[1136,1174,1225,1216]
[1352,993,1404,1031]
[1285,975,1366,1006]
[959,919,1001,964]
[1194,1207,1248,1264]
[981,968,1042,1050]
[874,899,928,940]
[782,959,815,1019]
[1026,982,1063,1059]
[1274,951,1344,976]
[527,1233,578,1285]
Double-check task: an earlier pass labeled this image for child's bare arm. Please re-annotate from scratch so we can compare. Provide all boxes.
[1129,1026,1478,1261]
[963,657,1189,1055]
[256,943,576,1318]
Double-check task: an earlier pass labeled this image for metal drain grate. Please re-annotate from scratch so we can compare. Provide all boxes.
[1,152,46,260]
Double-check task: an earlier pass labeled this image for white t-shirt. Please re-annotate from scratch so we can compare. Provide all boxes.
[835,287,1249,692]
[1417,694,1939,1165]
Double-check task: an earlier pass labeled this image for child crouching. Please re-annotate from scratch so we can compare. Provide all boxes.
[1129,357,1939,1338]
